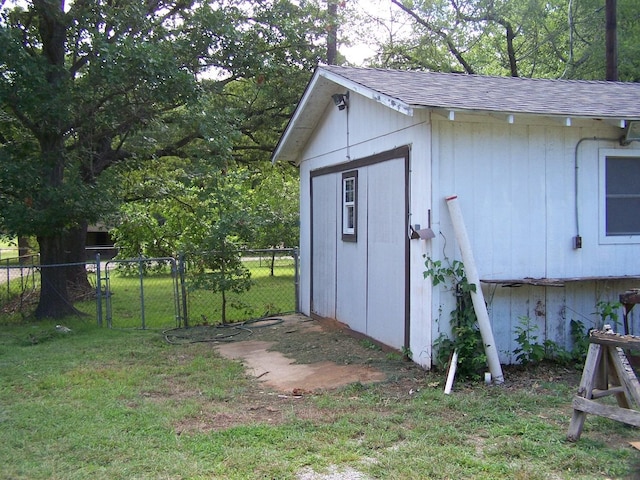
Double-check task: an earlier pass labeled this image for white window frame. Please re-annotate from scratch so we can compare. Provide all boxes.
[599,148,640,244]
[342,171,357,242]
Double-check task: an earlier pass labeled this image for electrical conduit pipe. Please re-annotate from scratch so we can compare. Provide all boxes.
[445,195,504,384]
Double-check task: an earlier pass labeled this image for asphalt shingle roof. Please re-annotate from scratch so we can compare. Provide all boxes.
[321,65,640,119]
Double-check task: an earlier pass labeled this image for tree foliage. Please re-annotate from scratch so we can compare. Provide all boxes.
[364,0,640,80]
[0,0,324,318]
[181,169,255,325]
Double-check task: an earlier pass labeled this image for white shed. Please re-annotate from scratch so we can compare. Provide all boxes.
[272,65,640,368]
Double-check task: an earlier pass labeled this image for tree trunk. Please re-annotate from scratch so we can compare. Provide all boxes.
[32,1,82,320]
[605,0,618,81]
[18,236,32,265]
[327,0,338,65]
[35,233,82,319]
[270,250,275,277]
[64,222,93,301]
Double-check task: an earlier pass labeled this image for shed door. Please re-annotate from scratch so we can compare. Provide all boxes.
[310,148,408,350]
[310,174,337,319]
[365,158,406,349]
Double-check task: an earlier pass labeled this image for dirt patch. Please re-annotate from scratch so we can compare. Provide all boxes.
[171,314,427,435]
[170,314,583,436]
[205,314,582,394]
[214,315,396,393]
[216,339,386,392]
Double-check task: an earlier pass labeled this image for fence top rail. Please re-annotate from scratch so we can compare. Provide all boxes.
[238,248,298,252]
[184,248,298,257]
[36,261,99,269]
[0,253,40,263]
[106,257,177,265]
[0,249,300,269]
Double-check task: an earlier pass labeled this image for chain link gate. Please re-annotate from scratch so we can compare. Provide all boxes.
[94,248,298,329]
[96,256,184,329]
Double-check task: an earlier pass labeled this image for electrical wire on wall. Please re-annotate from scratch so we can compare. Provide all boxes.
[346,94,351,161]
[573,136,619,248]
[331,92,350,160]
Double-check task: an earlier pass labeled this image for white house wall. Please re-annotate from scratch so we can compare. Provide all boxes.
[298,90,434,367]
[430,114,640,363]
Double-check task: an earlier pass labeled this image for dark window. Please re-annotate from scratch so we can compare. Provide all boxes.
[605,156,640,236]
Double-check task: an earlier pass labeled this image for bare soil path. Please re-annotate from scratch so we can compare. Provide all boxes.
[215,317,389,393]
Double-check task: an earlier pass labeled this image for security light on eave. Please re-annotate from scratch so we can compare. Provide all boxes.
[622,120,640,145]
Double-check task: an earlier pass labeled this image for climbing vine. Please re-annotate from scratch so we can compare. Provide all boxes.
[424,257,486,380]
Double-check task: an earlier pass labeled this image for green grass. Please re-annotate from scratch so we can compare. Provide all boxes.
[0,319,638,479]
[1,254,638,478]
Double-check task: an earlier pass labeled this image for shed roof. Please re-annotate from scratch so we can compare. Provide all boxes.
[273,65,640,163]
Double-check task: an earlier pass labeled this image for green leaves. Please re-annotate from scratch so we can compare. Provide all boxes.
[0,0,325,316]
[424,257,476,293]
[513,316,546,365]
[376,0,640,81]
[425,257,484,379]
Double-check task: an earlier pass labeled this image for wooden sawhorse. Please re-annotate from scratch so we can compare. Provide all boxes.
[567,327,640,442]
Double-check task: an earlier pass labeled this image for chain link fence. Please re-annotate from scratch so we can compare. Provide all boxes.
[181,249,298,328]
[0,248,298,329]
[0,254,41,317]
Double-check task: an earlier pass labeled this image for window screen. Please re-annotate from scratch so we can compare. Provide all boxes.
[606,156,640,236]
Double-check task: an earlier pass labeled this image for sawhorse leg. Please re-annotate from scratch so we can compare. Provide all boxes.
[567,343,601,442]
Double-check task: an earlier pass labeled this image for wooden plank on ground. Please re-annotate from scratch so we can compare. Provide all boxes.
[572,397,640,428]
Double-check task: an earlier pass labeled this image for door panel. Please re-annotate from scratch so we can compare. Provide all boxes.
[310,149,408,350]
[336,171,368,333]
[366,158,406,349]
[311,175,337,318]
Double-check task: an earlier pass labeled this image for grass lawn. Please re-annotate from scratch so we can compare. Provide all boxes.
[1,317,639,479]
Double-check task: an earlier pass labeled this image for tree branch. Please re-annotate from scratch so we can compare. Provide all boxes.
[449,0,519,76]
[391,0,475,74]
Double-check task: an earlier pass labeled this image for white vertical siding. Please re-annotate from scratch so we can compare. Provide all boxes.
[299,161,312,316]
[431,114,640,362]
[297,87,640,368]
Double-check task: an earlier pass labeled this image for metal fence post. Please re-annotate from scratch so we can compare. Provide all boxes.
[179,253,188,328]
[294,247,299,313]
[105,260,112,328]
[4,259,9,297]
[96,253,102,327]
[138,256,146,330]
